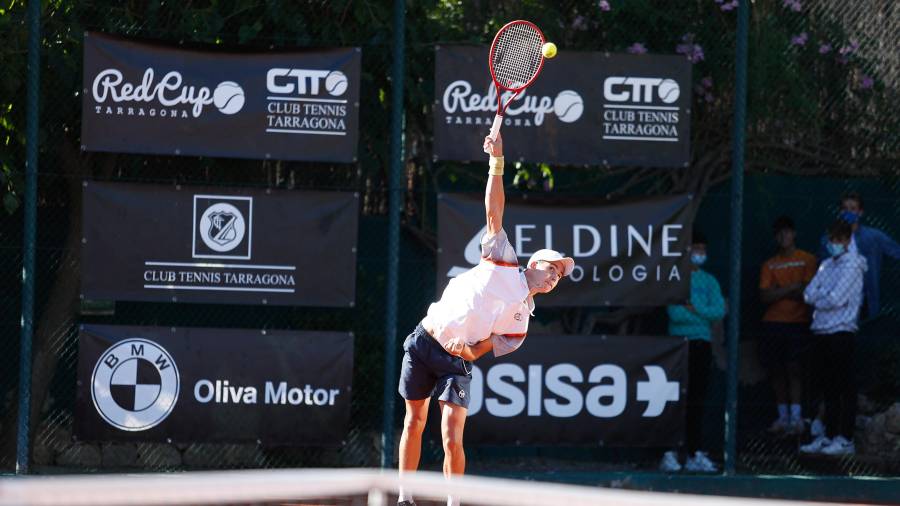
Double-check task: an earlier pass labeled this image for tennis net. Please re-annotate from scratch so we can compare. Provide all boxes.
[0,469,850,506]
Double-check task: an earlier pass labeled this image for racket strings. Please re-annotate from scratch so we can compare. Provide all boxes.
[496,25,537,87]
[492,23,542,90]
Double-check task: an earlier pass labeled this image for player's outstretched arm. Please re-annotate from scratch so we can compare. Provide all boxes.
[483,133,505,238]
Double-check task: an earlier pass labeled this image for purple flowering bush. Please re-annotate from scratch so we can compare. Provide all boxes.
[403,0,896,193]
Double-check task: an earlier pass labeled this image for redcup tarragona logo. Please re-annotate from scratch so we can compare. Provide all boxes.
[442,80,584,128]
[91,68,245,118]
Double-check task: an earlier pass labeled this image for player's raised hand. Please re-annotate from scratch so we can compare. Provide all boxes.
[443,337,466,357]
[483,132,503,157]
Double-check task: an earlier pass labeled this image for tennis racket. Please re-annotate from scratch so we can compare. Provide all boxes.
[487,20,546,140]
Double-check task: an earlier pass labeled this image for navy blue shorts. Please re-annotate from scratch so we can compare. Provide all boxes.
[398,324,472,409]
[758,322,811,370]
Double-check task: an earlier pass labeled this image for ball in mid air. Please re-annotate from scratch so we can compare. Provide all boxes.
[541,42,557,59]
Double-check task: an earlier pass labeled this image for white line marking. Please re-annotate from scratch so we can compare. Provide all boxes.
[145,261,296,271]
[603,104,679,111]
[265,129,347,136]
[267,96,348,103]
[602,136,679,142]
[143,285,295,293]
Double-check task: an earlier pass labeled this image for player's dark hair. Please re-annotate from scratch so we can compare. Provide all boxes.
[840,191,864,210]
[773,215,795,232]
[691,229,707,246]
[828,219,852,241]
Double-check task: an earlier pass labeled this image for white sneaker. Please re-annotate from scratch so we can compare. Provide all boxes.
[684,451,718,473]
[659,450,682,472]
[800,435,831,454]
[809,418,826,438]
[820,436,855,456]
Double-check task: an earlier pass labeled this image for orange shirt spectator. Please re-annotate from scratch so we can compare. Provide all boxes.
[757,216,818,436]
[760,249,817,323]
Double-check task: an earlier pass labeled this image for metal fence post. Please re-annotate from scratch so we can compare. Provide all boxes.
[381,0,406,469]
[16,0,42,475]
[724,0,750,476]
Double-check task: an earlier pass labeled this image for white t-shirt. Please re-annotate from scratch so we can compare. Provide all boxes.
[422,229,534,357]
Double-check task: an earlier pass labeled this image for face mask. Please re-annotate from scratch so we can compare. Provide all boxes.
[827,242,845,257]
[690,253,707,266]
[840,210,859,225]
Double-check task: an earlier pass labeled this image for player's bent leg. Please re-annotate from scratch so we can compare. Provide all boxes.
[439,400,467,478]
[399,397,430,472]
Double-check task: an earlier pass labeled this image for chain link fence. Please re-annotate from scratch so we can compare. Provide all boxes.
[0,0,28,475]
[1,0,898,479]
[2,0,398,472]
[731,0,900,477]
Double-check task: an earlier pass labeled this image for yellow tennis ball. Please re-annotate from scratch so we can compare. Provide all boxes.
[542,42,557,59]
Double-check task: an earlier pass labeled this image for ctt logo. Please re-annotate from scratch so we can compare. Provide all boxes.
[91,338,180,431]
[467,363,679,418]
[265,68,352,136]
[603,77,681,104]
[267,68,349,97]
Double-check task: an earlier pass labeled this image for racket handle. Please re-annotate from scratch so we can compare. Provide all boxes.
[489,114,503,140]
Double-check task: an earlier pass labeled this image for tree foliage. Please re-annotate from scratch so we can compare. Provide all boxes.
[402,0,898,200]
[0,0,896,214]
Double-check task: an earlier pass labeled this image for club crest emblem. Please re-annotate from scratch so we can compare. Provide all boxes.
[206,211,238,247]
[193,196,252,259]
[199,203,245,252]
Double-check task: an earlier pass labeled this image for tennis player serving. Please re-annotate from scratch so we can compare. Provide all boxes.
[396,133,575,506]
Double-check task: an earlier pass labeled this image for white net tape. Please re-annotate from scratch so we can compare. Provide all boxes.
[491,23,543,90]
[0,469,850,506]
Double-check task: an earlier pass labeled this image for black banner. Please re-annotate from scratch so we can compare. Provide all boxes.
[434,45,692,167]
[437,194,692,306]
[82,32,360,162]
[82,181,358,306]
[75,325,353,445]
[461,335,686,446]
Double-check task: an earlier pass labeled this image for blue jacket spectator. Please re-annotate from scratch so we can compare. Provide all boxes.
[818,192,900,319]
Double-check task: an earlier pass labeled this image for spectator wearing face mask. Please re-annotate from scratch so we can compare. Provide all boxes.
[660,230,726,474]
[801,220,867,456]
[819,191,900,321]
[758,216,817,436]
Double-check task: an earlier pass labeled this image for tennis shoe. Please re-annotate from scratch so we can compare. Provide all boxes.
[820,436,855,456]
[684,451,718,473]
[658,451,682,472]
[397,501,416,506]
[800,435,831,454]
